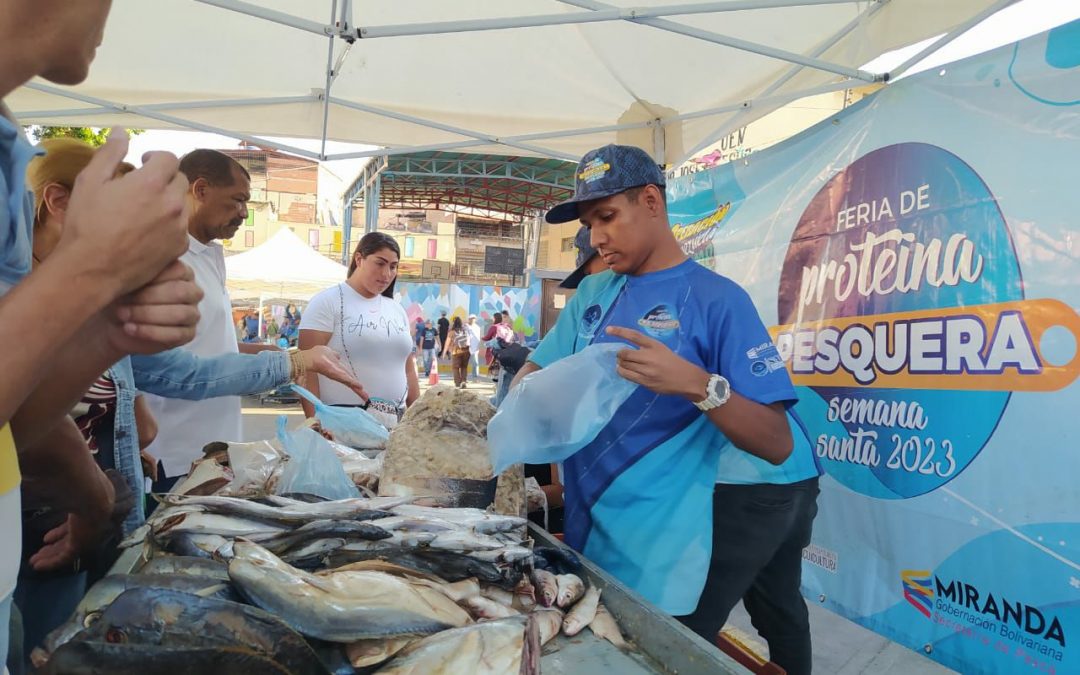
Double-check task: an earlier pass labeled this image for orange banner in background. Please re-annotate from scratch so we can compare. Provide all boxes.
[769,299,1080,392]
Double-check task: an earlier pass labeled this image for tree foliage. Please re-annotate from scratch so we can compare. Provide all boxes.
[26,126,144,147]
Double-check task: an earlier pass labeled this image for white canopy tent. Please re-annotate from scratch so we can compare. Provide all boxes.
[9,0,1014,166]
[225,226,348,303]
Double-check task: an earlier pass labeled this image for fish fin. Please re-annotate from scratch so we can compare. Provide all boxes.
[520,613,541,675]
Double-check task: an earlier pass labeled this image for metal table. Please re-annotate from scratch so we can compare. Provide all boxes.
[530,525,747,674]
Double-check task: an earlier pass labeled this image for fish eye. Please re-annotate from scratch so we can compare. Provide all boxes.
[105,628,127,644]
[83,611,102,628]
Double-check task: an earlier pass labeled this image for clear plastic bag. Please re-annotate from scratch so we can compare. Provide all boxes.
[289,384,390,449]
[487,343,637,474]
[274,416,362,500]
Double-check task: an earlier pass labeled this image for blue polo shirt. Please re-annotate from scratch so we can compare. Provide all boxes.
[531,258,817,614]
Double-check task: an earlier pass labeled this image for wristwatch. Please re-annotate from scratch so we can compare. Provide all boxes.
[693,374,731,411]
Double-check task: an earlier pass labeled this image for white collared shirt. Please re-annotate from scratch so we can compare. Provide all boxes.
[143,235,243,476]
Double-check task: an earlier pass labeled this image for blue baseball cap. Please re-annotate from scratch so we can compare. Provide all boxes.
[559,225,599,289]
[546,144,665,224]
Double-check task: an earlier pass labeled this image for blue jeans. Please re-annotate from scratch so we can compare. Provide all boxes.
[469,351,480,380]
[1,593,11,674]
[14,571,87,667]
[422,349,437,376]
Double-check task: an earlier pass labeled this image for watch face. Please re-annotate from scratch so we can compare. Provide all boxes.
[711,375,729,399]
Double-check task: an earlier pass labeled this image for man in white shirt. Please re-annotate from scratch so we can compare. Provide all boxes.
[465,314,484,381]
[144,150,256,492]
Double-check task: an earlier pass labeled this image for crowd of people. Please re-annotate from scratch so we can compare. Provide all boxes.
[0,4,820,675]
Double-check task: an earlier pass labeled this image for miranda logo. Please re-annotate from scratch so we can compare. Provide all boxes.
[901,569,1066,648]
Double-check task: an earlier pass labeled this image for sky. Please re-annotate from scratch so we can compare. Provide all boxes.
[119,0,1080,195]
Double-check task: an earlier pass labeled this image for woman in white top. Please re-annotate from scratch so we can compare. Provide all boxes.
[299,233,419,429]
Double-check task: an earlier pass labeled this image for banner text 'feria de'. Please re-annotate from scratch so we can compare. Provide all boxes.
[666,21,1080,675]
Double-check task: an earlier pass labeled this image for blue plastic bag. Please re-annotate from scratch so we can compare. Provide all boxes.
[487,343,637,474]
[275,416,361,500]
[289,384,389,449]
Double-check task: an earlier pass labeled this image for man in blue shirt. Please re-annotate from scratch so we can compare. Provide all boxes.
[515,144,820,674]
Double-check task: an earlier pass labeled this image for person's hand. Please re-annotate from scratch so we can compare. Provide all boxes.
[301,345,369,401]
[606,326,710,400]
[105,261,203,354]
[141,450,159,482]
[28,512,104,572]
[57,128,191,297]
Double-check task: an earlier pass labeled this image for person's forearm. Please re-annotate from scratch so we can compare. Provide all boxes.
[238,342,280,355]
[131,349,289,401]
[301,372,319,417]
[511,361,541,390]
[406,354,420,406]
[18,417,113,516]
[0,248,123,428]
[693,378,793,465]
[11,319,125,449]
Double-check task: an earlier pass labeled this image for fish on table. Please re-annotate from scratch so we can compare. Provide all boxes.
[373,614,541,675]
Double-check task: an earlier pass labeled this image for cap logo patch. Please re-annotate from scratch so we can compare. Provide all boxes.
[578,157,611,183]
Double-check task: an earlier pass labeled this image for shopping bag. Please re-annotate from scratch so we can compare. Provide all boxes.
[274,416,361,500]
[487,343,637,474]
[289,384,389,449]
[428,369,440,385]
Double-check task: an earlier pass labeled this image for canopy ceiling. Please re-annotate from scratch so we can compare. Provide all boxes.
[225,226,348,301]
[9,0,1012,165]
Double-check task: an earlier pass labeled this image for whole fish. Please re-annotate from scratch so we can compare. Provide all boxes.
[324,547,514,587]
[153,511,286,540]
[389,504,528,534]
[459,595,519,620]
[469,545,534,564]
[374,614,540,675]
[37,575,237,663]
[255,519,391,554]
[76,587,328,675]
[138,556,229,581]
[346,637,415,668]
[281,538,347,565]
[264,494,416,511]
[480,585,514,606]
[159,494,395,524]
[563,586,602,636]
[589,602,628,649]
[40,642,293,675]
[228,541,470,641]
[532,608,564,646]
[160,532,232,560]
[530,569,558,608]
[555,573,585,608]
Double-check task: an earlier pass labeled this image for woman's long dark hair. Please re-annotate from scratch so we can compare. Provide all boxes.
[349,232,401,298]
[452,316,463,331]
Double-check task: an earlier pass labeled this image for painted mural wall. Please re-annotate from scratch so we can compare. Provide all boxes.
[394,280,541,340]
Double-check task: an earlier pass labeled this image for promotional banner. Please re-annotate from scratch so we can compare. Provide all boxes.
[667,21,1080,674]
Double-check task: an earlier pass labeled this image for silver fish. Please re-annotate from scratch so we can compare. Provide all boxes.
[281,537,347,564]
[37,574,236,660]
[459,595,519,620]
[389,504,528,534]
[154,511,286,540]
[563,586,602,636]
[532,608,564,646]
[227,541,471,642]
[346,637,416,668]
[374,615,540,675]
[139,556,230,581]
[589,602,628,649]
[480,586,514,606]
[530,569,558,608]
[158,494,394,525]
[253,519,391,554]
[555,573,585,608]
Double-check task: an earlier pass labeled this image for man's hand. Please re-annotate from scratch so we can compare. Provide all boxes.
[300,345,369,401]
[606,326,710,400]
[57,129,191,296]
[28,513,101,572]
[106,261,203,354]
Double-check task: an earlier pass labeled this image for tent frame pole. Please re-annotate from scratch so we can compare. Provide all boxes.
[554,0,879,82]
[355,0,861,39]
[23,82,323,160]
[19,95,315,120]
[674,0,889,163]
[886,0,1020,81]
[193,0,334,36]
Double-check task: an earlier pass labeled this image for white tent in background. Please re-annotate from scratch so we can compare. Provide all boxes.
[10,1,1012,165]
[225,227,347,303]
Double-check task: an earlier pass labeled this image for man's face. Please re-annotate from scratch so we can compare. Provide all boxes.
[193,165,250,242]
[35,0,114,85]
[578,189,658,276]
